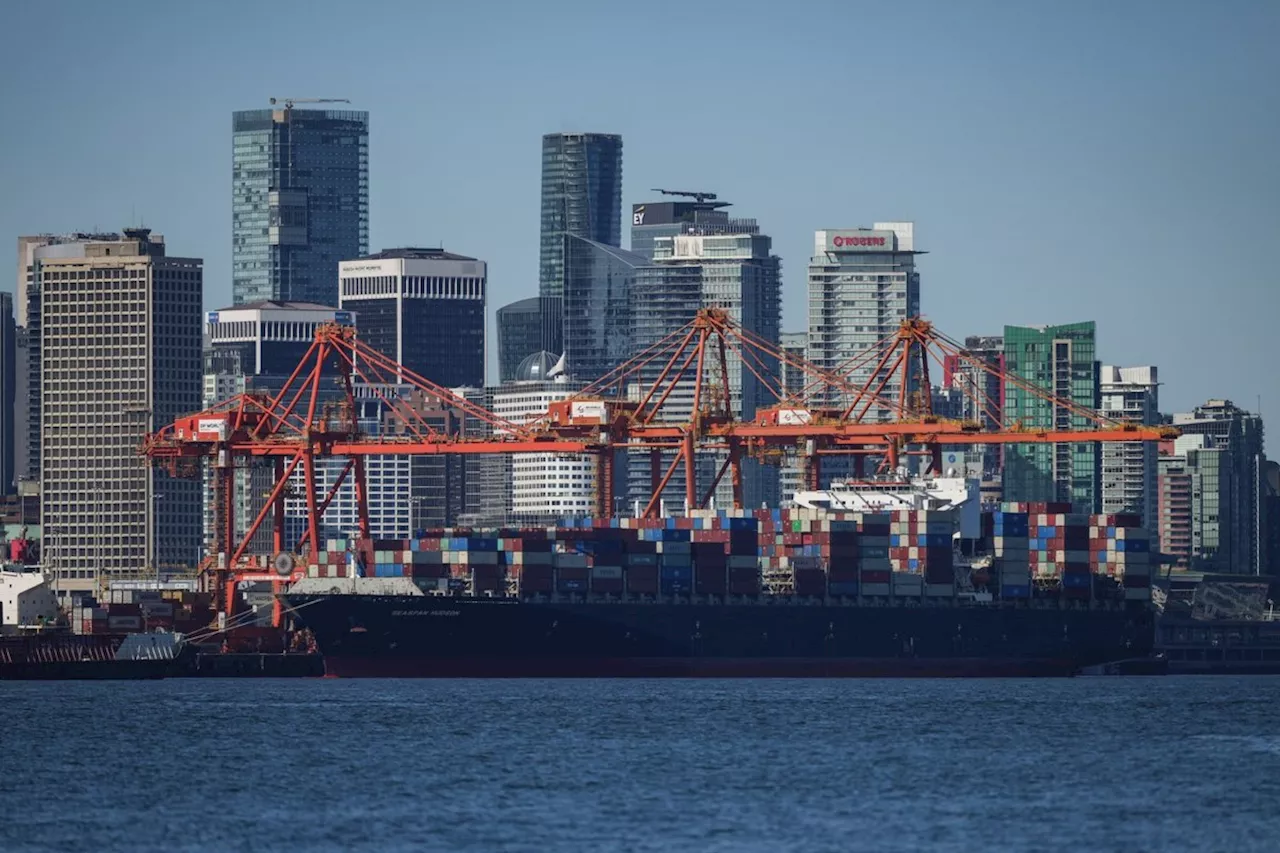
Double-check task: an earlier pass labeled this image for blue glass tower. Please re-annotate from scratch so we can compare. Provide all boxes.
[538,132,623,354]
[232,105,369,306]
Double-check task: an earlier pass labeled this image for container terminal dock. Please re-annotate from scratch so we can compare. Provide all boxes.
[2,310,1253,679]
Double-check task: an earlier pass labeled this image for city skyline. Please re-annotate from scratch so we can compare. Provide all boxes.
[0,1,1276,432]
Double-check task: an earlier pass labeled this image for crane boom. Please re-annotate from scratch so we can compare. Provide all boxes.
[650,188,718,203]
[269,97,351,110]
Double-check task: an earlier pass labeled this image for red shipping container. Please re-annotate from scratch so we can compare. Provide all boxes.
[410,564,448,579]
[591,577,624,594]
[728,567,760,596]
[695,565,728,595]
[557,566,589,582]
[473,576,502,592]
[793,568,826,597]
[626,565,659,594]
[925,567,953,584]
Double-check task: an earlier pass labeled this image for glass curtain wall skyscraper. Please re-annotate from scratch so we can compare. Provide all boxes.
[538,132,622,355]
[627,229,782,510]
[1002,322,1101,512]
[232,105,369,306]
[496,297,543,383]
[562,235,647,383]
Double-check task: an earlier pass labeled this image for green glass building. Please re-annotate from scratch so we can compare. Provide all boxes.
[1002,322,1100,511]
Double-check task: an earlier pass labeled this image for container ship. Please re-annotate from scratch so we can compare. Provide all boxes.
[282,497,1156,678]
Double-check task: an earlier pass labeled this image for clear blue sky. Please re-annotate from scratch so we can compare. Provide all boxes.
[2,0,1277,434]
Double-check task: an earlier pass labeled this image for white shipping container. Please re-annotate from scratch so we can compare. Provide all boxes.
[776,408,813,426]
[555,554,589,568]
[570,400,608,421]
[591,566,623,579]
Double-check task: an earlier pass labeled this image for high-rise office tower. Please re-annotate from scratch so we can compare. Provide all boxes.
[942,335,1005,477]
[561,235,647,383]
[807,224,922,421]
[1172,399,1267,573]
[493,357,594,522]
[538,132,623,354]
[778,331,808,503]
[1002,322,1100,512]
[628,227,782,510]
[496,297,543,383]
[39,230,202,599]
[16,235,55,327]
[1157,448,1193,569]
[629,195,757,260]
[17,232,124,486]
[0,292,13,494]
[339,248,485,387]
[12,326,30,491]
[232,104,369,306]
[1099,365,1159,531]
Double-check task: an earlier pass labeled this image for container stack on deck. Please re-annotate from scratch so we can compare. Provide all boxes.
[290,501,1156,606]
[1090,516,1152,601]
[70,585,212,635]
[889,509,955,598]
[989,509,1031,599]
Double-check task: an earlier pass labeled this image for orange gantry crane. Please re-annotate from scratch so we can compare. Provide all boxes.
[143,310,1175,613]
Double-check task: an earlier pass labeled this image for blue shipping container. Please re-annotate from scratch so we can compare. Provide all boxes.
[660,566,693,580]
[828,581,859,596]
[1001,585,1031,598]
[1062,573,1091,589]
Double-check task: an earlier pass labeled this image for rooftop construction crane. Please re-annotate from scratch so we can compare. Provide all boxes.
[650,188,719,204]
[269,97,351,116]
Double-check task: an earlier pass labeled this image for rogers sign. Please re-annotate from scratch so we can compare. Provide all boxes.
[832,235,887,248]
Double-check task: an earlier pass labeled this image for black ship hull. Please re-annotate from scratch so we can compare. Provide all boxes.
[284,594,1154,679]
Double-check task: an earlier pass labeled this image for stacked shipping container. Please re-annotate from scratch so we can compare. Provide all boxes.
[276,503,1154,605]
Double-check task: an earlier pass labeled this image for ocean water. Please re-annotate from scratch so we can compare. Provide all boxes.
[1,677,1278,852]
